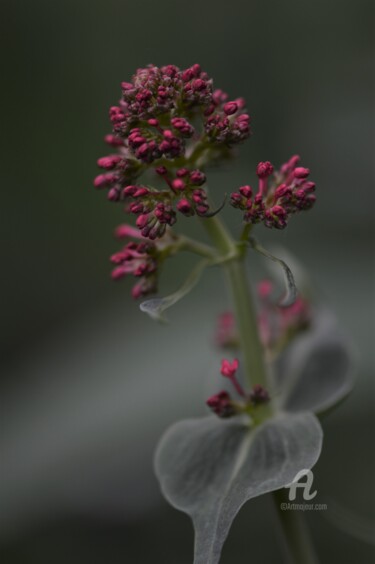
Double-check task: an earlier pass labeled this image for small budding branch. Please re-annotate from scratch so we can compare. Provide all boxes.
[94,64,352,564]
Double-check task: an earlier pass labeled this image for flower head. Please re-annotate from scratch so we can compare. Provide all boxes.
[206,359,270,419]
[230,155,316,229]
[109,223,178,298]
[95,64,252,242]
[215,280,312,355]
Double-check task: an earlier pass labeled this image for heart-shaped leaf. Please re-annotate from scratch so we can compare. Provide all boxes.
[276,311,355,414]
[155,411,322,564]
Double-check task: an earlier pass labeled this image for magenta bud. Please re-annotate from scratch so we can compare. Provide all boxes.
[133,187,149,198]
[104,134,123,147]
[177,198,194,216]
[256,161,274,179]
[131,283,144,299]
[136,214,150,229]
[295,188,306,200]
[271,204,287,217]
[137,143,149,158]
[115,225,142,239]
[274,184,292,199]
[230,192,243,208]
[121,81,133,91]
[257,280,273,300]
[172,178,185,191]
[294,167,310,179]
[221,358,239,378]
[93,173,118,188]
[147,118,159,126]
[249,384,270,405]
[163,129,174,139]
[190,170,206,186]
[303,181,316,193]
[206,390,235,418]
[239,185,252,198]
[129,202,144,214]
[107,188,120,201]
[155,166,167,176]
[97,155,121,170]
[122,185,138,196]
[223,101,238,115]
[196,204,209,215]
[111,267,126,280]
[176,168,189,177]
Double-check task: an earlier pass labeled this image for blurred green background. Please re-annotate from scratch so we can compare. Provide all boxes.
[0,0,374,562]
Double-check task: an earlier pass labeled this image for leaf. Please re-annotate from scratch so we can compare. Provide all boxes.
[277,311,355,414]
[155,412,322,564]
[249,238,297,307]
[140,260,208,322]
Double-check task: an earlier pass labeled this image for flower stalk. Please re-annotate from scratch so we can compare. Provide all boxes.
[202,215,269,392]
[273,488,320,564]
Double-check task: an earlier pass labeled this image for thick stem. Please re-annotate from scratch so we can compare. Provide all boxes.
[273,489,320,564]
[201,216,268,389]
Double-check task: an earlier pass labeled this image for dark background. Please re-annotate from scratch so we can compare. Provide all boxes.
[0,0,374,562]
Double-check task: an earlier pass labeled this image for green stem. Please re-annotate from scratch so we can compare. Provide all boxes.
[273,489,320,564]
[201,216,268,390]
[176,236,217,259]
[202,215,318,561]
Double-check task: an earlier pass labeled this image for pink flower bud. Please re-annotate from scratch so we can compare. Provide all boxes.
[93,173,118,188]
[221,358,239,378]
[274,184,292,199]
[177,198,194,216]
[223,101,238,115]
[111,267,126,280]
[190,170,206,186]
[107,188,120,201]
[239,185,252,198]
[104,134,123,147]
[115,225,143,239]
[303,181,316,193]
[172,178,185,191]
[256,161,274,179]
[97,155,121,170]
[122,185,138,196]
[206,391,235,418]
[136,214,150,229]
[249,384,270,405]
[294,167,310,179]
[176,168,189,177]
[133,187,149,197]
[121,81,133,91]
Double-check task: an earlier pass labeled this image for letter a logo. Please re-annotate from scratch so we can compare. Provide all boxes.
[286,469,317,501]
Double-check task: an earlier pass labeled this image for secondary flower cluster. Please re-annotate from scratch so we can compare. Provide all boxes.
[257,280,311,349]
[206,359,270,418]
[216,279,311,353]
[109,224,166,298]
[95,64,252,240]
[230,155,316,229]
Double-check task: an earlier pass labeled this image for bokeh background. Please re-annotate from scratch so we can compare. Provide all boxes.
[1,0,374,562]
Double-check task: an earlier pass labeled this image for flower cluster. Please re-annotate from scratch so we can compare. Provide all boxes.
[206,359,270,418]
[216,280,311,353]
[95,64,252,241]
[109,224,167,298]
[230,155,316,229]
[257,280,311,349]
